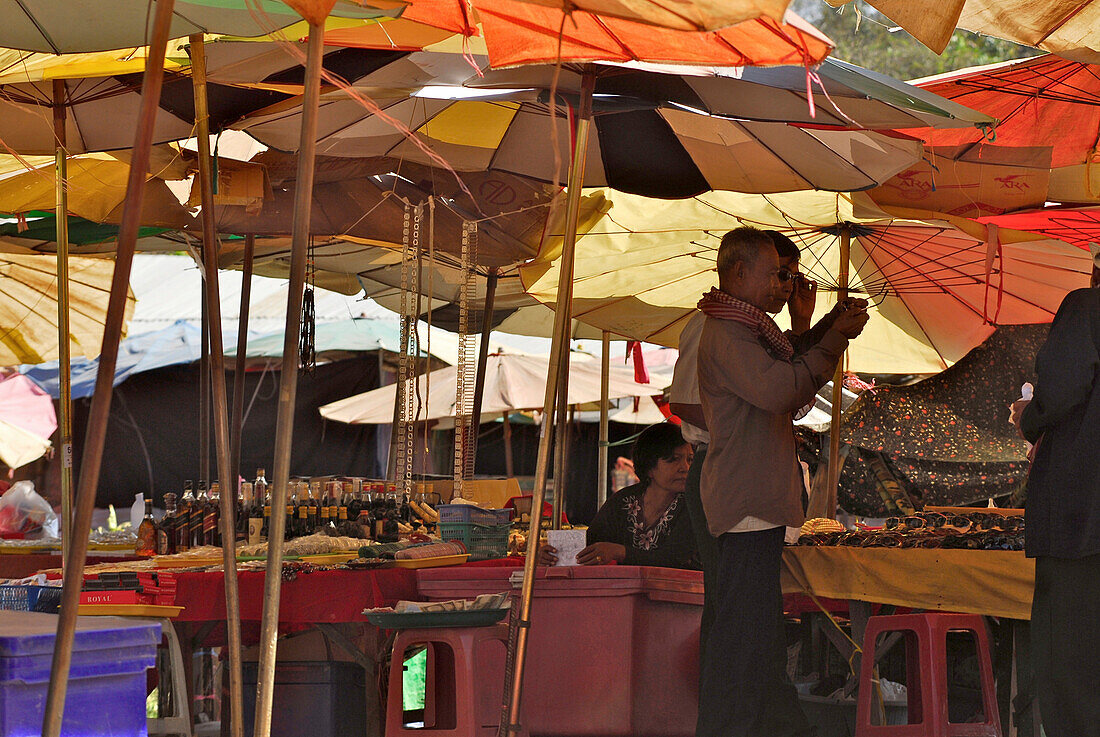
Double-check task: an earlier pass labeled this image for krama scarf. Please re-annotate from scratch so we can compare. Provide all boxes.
[697,287,793,360]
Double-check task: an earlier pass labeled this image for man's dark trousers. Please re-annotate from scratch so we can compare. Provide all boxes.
[1032,554,1100,737]
[696,527,813,737]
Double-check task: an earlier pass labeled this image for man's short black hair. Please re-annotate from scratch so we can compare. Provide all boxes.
[633,422,688,486]
[767,231,800,262]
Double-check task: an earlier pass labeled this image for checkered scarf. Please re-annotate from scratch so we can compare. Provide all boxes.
[697,287,794,361]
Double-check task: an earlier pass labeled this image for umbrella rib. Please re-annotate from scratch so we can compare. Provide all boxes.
[12,0,61,54]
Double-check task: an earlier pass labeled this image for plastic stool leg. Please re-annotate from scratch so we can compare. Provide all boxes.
[148,618,192,737]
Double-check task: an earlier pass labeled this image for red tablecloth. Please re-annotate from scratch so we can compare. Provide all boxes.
[173,568,420,624]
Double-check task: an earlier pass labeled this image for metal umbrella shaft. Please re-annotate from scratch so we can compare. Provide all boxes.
[189,33,244,737]
[500,68,596,737]
[230,234,255,480]
[41,2,176,735]
[52,78,72,567]
[252,23,325,737]
[826,224,851,519]
[469,267,499,456]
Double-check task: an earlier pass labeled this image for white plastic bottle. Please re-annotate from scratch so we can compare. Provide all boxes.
[130,492,144,531]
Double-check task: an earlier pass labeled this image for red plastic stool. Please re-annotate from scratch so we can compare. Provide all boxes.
[856,613,1002,737]
[385,624,509,737]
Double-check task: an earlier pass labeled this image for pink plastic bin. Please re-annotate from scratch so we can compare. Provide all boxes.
[416,565,703,737]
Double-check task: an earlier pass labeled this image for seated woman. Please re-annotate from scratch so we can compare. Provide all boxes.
[540,423,700,570]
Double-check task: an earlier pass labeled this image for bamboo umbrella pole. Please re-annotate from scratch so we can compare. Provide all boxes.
[231,234,256,480]
[499,68,596,737]
[189,34,244,737]
[826,223,851,519]
[52,79,73,567]
[252,23,325,737]
[41,3,176,735]
[201,296,210,482]
[502,412,514,478]
[597,330,610,508]
[550,337,572,529]
[469,267,498,460]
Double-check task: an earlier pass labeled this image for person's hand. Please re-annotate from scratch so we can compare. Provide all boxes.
[1009,399,1030,439]
[536,542,558,566]
[576,542,626,566]
[832,302,870,339]
[788,276,817,334]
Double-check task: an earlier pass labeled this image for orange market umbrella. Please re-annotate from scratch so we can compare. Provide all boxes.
[507,0,792,32]
[326,0,833,67]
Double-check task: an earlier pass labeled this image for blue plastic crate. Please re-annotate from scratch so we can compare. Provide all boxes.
[436,504,512,525]
[0,610,159,737]
[0,585,61,614]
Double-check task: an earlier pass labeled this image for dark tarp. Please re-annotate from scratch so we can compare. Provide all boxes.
[808,325,1048,516]
[74,356,380,508]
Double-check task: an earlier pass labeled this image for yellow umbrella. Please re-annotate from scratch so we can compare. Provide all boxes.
[0,251,135,365]
[520,189,1092,374]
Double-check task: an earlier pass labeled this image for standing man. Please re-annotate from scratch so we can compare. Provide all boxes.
[695,227,868,737]
[1011,248,1100,737]
[672,231,820,657]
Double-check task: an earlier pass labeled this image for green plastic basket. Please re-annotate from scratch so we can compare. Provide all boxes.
[438,522,510,561]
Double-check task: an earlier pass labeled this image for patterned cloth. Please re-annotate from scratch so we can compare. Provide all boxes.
[697,287,794,360]
[625,493,683,551]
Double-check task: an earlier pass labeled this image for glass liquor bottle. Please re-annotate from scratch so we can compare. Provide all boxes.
[177,481,193,553]
[157,493,177,555]
[190,481,208,548]
[247,482,264,545]
[237,482,252,545]
[136,497,156,557]
[288,482,301,541]
[205,482,221,547]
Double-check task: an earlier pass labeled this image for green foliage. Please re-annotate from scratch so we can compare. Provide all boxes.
[791,0,1038,81]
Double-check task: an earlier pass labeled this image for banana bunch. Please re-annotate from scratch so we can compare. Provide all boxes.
[408,500,439,523]
[800,518,846,536]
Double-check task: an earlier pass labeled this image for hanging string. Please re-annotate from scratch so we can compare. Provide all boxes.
[298,235,316,374]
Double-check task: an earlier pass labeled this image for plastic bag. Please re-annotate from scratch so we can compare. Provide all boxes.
[0,481,58,539]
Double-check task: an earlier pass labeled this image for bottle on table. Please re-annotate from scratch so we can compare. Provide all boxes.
[247,482,264,545]
[306,481,321,534]
[190,481,208,548]
[177,480,193,553]
[319,481,332,530]
[157,493,177,556]
[338,482,352,527]
[288,482,301,541]
[204,481,221,547]
[237,482,252,545]
[136,497,156,557]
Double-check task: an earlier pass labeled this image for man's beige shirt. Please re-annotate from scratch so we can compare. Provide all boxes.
[697,316,847,536]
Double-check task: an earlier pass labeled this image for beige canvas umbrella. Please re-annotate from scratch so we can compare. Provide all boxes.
[520,188,1093,374]
[825,0,1100,62]
[0,251,135,365]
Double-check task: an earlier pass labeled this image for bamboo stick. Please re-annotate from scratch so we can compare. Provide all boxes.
[231,234,255,481]
[189,34,244,737]
[52,79,73,567]
[499,68,596,737]
[597,330,610,508]
[251,23,325,737]
[41,3,176,734]
[827,224,851,519]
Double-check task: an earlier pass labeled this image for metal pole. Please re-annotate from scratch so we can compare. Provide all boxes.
[41,3,175,735]
[827,224,851,520]
[189,34,244,737]
[52,79,73,566]
[231,234,256,481]
[252,23,325,737]
[469,268,498,460]
[597,330,610,508]
[498,68,596,737]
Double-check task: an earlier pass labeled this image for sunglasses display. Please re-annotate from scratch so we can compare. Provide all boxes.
[796,511,1024,551]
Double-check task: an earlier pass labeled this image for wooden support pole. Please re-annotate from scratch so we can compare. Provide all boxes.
[498,67,596,737]
[41,3,175,735]
[251,23,325,737]
[231,234,256,480]
[188,34,244,737]
[502,412,514,479]
[469,268,498,463]
[827,224,851,519]
[52,79,73,566]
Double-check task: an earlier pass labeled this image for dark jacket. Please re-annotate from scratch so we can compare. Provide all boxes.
[1022,288,1100,559]
[586,483,700,569]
